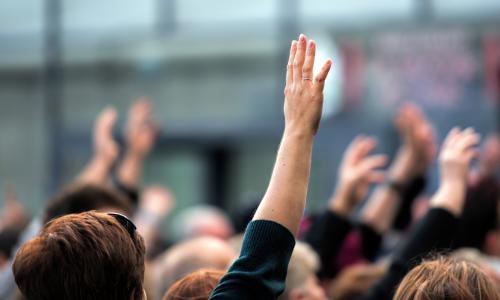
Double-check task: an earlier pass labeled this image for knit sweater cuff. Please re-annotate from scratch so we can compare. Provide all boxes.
[241,220,296,260]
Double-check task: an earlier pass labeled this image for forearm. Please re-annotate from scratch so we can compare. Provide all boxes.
[361,186,400,234]
[253,129,314,236]
[361,148,414,233]
[328,184,355,218]
[118,152,144,189]
[77,156,113,185]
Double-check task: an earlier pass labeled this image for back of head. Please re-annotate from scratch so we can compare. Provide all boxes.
[154,236,236,298]
[170,205,234,241]
[394,256,500,300]
[13,211,146,300]
[279,241,326,300]
[163,269,225,300]
[328,263,387,300]
[43,184,133,223]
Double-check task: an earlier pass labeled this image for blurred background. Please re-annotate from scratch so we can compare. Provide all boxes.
[0,0,499,216]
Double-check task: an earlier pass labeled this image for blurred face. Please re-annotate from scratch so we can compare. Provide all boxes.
[290,275,327,300]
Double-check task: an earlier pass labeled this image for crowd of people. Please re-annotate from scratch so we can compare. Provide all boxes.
[0,34,499,300]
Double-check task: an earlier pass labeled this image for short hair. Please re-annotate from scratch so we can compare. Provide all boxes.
[43,184,133,223]
[279,241,320,300]
[170,205,234,241]
[394,256,500,300]
[163,269,225,300]
[13,211,146,300]
[328,263,387,300]
[155,237,235,299]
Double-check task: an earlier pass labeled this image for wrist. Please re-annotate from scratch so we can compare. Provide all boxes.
[123,150,146,162]
[431,181,466,216]
[283,125,316,141]
[91,155,114,170]
[329,184,355,217]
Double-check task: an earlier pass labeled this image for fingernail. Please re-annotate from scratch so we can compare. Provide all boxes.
[291,40,297,48]
[299,34,306,42]
[309,40,315,48]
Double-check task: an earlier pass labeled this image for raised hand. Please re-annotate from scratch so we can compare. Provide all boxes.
[439,128,480,185]
[330,136,387,216]
[77,107,119,184]
[125,98,157,158]
[93,107,119,163]
[253,34,333,235]
[391,103,436,182]
[118,99,157,189]
[431,127,480,216]
[284,34,332,136]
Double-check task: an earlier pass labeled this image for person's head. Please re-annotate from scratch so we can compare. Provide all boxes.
[279,241,326,300]
[153,236,236,299]
[394,256,500,300]
[328,263,387,300]
[13,211,146,300]
[43,183,133,224]
[170,205,234,241]
[163,269,225,300]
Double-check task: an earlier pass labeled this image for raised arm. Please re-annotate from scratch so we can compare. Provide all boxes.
[210,34,332,299]
[361,104,435,234]
[77,107,119,185]
[304,136,387,277]
[253,35,332,235]
[362,127,480,300]
[117,99,157,190]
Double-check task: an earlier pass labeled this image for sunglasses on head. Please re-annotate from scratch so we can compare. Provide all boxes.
[108,212,137,238]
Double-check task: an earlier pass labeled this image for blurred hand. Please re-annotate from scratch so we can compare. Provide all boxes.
[284,34,332,137]
[93,107,119,163]
[331,136,387,216]
[431,127,480,216]
[439,128,480,185]
[140,185,175,218]
[391,103,437,182]
[0,184,28,231]
[125,99,157,158]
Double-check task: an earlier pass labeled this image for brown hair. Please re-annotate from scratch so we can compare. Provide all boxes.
[13,211,146,300]
[394,256,500,300]
[163,269,225,300]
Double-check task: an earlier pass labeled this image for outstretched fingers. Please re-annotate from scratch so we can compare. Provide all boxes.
[314,59,333,91]
[286,40,297,86]
[293,34,307,82]
[302,40,316,83]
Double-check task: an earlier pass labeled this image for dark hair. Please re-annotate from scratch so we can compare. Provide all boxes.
[163,269,225,300]
[13,211,146,300]
[394,256,500,300]
[43,184,133,224]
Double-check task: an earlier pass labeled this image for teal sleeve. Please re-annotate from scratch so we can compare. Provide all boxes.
[210,220,296,300]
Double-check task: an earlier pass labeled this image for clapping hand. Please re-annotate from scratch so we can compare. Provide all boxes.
[331,136,387,216]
